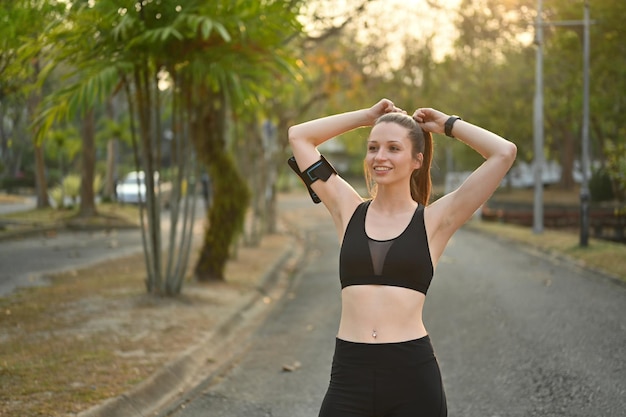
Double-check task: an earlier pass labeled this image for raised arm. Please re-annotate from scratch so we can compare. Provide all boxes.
[288,99,405,235]
[413,108,517,254]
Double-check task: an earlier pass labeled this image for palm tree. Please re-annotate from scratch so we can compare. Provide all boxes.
[36,0,303,294]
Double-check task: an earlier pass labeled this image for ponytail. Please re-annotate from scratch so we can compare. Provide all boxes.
[410,130,433,206]
[367,113,434,205]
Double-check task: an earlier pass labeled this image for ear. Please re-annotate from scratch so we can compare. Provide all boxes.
[413,152,423,170]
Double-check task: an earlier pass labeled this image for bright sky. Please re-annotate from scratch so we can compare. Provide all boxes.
[300,0,463,64]
[362,0,464,61]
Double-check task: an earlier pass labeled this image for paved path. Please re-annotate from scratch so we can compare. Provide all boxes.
[166,198,626,417]
[0,195,36,215]
[0,228,147,296]
[0,199,206,297]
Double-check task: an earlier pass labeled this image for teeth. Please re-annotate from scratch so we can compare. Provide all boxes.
[374,167,391,171]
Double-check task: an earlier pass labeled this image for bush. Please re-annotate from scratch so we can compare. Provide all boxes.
[62,174,81,205]
[0,176,36,192]
[49,185,65,209]
[589,168,614,202]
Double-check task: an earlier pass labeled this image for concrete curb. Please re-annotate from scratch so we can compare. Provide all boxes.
[76,240,300,417]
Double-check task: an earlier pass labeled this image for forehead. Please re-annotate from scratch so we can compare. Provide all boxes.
[368,122,410,143]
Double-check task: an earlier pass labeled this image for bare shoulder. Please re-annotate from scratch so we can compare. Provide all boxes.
[315,174,364,242]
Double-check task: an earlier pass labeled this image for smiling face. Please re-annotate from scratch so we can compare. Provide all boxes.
[365,122,423,186]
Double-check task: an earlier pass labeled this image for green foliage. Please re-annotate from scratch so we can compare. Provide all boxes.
[49,185,65,209]
[46,127,82,168]
[0,176,35,192]
[589,168,614,202]
[62,174,81,204]
[93,173,103,195]
[48,172,102,210]
[604,141,626,201]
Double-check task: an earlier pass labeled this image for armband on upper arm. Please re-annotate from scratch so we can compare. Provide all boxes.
[287,155,337,204]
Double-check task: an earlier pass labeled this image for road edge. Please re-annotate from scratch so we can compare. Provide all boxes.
[75,235,302,417]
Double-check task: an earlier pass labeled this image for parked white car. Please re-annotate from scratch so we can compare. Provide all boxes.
[116,171,158,204]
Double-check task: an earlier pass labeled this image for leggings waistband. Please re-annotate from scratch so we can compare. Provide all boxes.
[333,335,435,368]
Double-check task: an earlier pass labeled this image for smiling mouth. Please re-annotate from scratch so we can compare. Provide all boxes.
[374,167,392,171]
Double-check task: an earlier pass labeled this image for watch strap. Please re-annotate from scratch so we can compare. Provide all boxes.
[444,116,462,138]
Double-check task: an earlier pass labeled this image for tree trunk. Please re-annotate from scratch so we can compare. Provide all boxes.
[78,107,97,217]
[32,143,48,207]
[193,93,250,281]
[0,104,8,173]
[28,58,49,208]
[104,139,117,200]
[104,96,118,201]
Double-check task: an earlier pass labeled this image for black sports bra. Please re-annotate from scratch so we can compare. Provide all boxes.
[339,201,434,295]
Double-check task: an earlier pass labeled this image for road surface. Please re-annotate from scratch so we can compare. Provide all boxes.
[165,199,626,417]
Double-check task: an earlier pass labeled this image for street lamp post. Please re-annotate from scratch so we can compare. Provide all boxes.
[533,0,544,235]
[580,0,591,247]
[534,1,593,246]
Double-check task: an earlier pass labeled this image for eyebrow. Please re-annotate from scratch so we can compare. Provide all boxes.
[367,139,403,144]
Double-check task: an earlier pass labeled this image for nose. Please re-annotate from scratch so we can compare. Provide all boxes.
[374,148,387,161]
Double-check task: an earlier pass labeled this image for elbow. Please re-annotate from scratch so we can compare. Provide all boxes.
[490,141,517,170]
[506,141,518,165]
[288,125,300,148]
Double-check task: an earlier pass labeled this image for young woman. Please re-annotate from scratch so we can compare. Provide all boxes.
[288,98,517,417]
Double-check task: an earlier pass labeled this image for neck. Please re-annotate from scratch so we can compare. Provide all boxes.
[371,187,416,214]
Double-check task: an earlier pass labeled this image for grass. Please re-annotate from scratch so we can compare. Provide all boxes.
[0,253,154,416]
[490,186,584,205]
[0,230,293,416]
[0,197,294,416]
[0,202,140,238]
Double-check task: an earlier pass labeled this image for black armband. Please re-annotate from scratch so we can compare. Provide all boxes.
[287,155,337,204]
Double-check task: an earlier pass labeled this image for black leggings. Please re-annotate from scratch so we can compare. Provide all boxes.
[318,335,447,417]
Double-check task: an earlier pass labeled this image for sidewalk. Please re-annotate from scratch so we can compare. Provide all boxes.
[0,192,315,417]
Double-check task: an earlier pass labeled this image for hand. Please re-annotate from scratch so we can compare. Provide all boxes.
[412,107,448,135]
[367,98,406,124]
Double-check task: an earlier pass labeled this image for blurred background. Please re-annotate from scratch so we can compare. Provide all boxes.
[1,0,624,279]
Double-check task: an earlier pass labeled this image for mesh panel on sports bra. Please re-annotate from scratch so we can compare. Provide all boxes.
[367,239,393,276]
[340,201,434,294]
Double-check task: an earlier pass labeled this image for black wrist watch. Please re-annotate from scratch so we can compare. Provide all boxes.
[444,116,462,138]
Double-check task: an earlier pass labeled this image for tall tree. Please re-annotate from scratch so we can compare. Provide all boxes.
[37,0,305,293]
[188,0,303,281]
[2,0,65,205]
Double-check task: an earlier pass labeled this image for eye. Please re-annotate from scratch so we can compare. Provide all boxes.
[368,145,378,152]
[389,145,400,151]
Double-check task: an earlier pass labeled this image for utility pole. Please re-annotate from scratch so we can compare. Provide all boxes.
[533,1,593,245]
[533,0,544,234]
[580,0,591,247]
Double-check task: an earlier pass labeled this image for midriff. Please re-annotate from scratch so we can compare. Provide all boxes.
[336,285,428,343]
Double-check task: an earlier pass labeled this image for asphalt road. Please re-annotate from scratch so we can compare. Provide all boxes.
[166,200,626,417]
[0,228,147,296]
[0,199,207,297]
